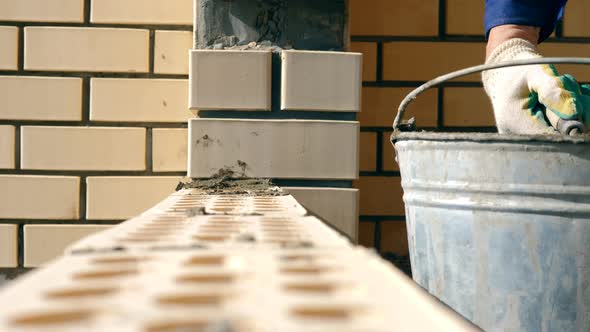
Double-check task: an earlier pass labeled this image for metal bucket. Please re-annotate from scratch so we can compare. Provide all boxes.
[391,58,590,332]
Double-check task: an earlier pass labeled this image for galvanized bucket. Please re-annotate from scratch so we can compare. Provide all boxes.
[391,58,590,332]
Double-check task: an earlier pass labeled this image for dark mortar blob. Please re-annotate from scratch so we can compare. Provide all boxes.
[176,168,287,196]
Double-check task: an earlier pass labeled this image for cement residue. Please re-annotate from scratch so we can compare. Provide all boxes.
[176,169,286,196]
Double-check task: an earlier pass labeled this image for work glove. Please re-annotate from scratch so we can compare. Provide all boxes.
[482,38,590,135]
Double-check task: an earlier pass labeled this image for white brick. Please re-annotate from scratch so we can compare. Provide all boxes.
[281,50,362,111]
[0,76,82,121]
[286,187,359,240]
[91,0,192,25]
[189,50,272,111]
[25,27,149,73]
[188,119,359,179]
[0,26,18,70]
[0,0,83,22]
[155,30,192,74]
[152,128,187,172]
[0,175,79,219]
[21,126,146,171]
[90,78,191,122]
[24,225,110,267]
[0,224,17,267]
[86,177,180,220]
[0,126,14,169]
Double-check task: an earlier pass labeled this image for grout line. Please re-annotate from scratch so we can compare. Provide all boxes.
[374,220,382,252]
[438,0,447,40]
[14,126,20,170]
[16,23,24,71]
[0,21,192,31]
[376,42,383,82]
[437,87,444,129]
[149,30,156,74]
[79,175,87,221]
[82,77,91,124]
[375,131,383,173]
[83,0,91,23]
[17,223,24,267]
[0,220,123,225]
[146,128,153,172]
[0,71,188,79]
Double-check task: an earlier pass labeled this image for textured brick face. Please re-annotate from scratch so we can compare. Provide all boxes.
[91,0,193,25]
[0,126,15,169]
[0,76,82,121]
[21,126,146,171]
[0,225,17,267]
[24,27,150,72]
[0,0,84,22]
[0,26,18,70]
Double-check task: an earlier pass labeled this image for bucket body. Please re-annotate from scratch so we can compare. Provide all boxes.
[394,133,590,332]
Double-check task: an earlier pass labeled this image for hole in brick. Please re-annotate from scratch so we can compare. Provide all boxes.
[280,265,334,275]
[185,255,226,266]
[73,269,138,280]
[10,309,95,326]
[199,225,241,231]
[156,292,229,307]
[208,207,239,213]
[144,319,209,332]
[91,256,150,265]
[193,234,231,242]
[144,319,244,332]
[176,273,236,285]
[282,282,339,294]
[279,254,321,262]
[290,305,358,320]
[45,286,118,299]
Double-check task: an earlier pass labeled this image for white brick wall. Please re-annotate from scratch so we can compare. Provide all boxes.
[86,177,180,220]
[0,26,18,70]
[0,76,82,121]
[90,78,191,122]
[24,225,111,267]
[21,126,146,171]
[0,126,15,169]
[24,27,150,72]
[0,2,194,270]
[0,175,79,219]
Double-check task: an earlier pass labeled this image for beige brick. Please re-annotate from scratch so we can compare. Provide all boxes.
[155,30,192,75]
[0,0,83,22]
[91,0,192,25]
[0,126,14,169]
[381,221,409,255]
[152,128,187,172]
[0,26,18,70]
[358,221,375,248]
[188,119,359,180]
[90,78,191,122]
[539,43,590,81]
[446,0,485,35]
[0,76,81,121]
[360,132,376,172]
[349,0,438,36]
[359,87,438,127]
[281,50,362,112]
[382,132,399,172]
[0,175,79,219]
[285,187,359,240]
[21,126,146,171]
[349,42,377,82]
[383,42,486,82]
[443,87,495,127]
[0,224,17,267]
[86,177,180,220]
[189,50,272,111]
[563,0,590,37]
[24,27,149,73]
[355,177,404,216]
[24,225,110,267]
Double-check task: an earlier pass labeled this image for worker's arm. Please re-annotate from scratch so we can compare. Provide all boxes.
[482,0,590,134]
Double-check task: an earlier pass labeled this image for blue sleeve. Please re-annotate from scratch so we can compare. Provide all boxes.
[485,0,567,42]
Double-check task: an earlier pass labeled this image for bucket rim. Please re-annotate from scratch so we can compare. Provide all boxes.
[391,131,590,144]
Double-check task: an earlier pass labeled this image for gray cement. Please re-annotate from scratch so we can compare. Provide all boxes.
[195,0,348,51]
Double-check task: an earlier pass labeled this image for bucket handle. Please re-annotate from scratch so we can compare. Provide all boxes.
[393,57,590,133]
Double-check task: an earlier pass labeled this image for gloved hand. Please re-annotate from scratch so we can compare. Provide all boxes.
[482,38,590,135]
